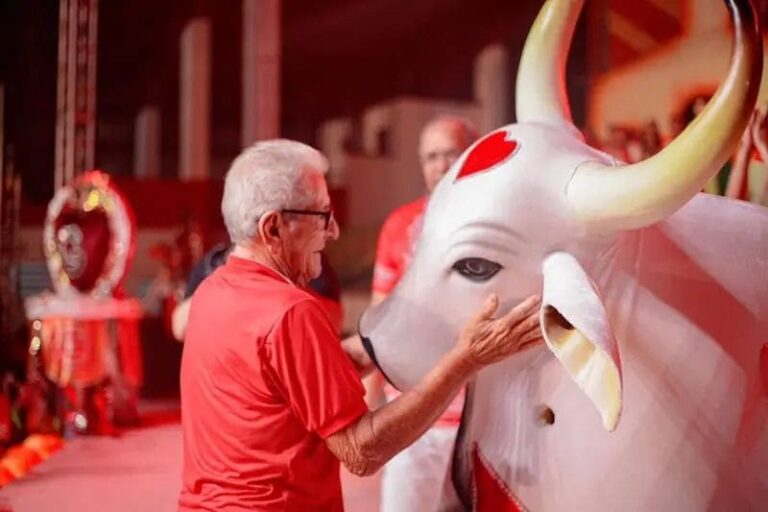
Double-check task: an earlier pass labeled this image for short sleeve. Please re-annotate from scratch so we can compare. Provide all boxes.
[372,214,401,295]
[266,299,368,438]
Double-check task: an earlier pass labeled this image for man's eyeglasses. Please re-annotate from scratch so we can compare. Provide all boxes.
[281,208,335,230]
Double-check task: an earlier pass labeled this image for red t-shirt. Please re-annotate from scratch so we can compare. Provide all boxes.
[372,197,464,427]
[179,256,367,512]
[372,196,427,295]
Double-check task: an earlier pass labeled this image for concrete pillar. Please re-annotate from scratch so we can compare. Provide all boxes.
[685,0,727,35]
[133,106,161,179]
[362,105,392,157]
[317,118,351,187]
[179,18,211,181]
[474,44,510,134]
[55,0,98,190]
[242,0,281,147]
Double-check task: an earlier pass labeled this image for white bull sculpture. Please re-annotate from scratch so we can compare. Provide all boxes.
[360,0,768,509]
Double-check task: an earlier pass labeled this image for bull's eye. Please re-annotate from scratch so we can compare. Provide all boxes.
[452,258,502,282]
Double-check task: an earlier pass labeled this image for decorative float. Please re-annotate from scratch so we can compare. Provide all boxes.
[25,170,142,435]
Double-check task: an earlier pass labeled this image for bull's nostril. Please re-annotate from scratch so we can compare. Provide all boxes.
[537,405,555,426]
[360,335,378,367]
[359,335,398,389]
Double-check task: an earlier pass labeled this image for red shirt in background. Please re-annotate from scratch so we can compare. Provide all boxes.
[372,196,427,295]
[372,196,464,427]
[179,256,367,512]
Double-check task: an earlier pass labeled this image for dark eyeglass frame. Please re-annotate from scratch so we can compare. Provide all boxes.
[281,208,335,230]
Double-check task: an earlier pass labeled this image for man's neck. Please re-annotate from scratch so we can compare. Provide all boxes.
[231,244,294,285]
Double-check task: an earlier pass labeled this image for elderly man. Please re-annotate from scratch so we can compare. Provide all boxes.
[179,139,542,511]
[370,116,479,512]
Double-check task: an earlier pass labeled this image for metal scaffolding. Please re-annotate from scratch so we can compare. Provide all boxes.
[54,0,99,192]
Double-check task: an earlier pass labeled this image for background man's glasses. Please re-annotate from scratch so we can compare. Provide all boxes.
[281,209,335,229]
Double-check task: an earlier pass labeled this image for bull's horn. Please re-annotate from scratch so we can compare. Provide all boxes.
[567,0,762,232]
[516,0,584,124]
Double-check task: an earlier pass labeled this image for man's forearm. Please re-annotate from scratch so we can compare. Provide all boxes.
[172,298,192,342]
[725,143,751,198]
[341,334,375,377]
[341,293,387,376]
[328,346,477,476]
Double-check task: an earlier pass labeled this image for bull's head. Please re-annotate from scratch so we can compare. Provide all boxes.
[361,0,760,432]
[360,0,768,510]
[363,0,768,506]
[361,2,768,509]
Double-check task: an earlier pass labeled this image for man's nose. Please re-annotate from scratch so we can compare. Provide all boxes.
[327,215,340,241]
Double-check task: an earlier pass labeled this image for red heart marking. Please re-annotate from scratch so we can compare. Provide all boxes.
[456,131,519,181]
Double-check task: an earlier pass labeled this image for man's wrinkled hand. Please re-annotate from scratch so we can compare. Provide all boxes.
[458,294,543,368]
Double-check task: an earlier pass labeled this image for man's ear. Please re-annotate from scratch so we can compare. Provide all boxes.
[257,211,282,246]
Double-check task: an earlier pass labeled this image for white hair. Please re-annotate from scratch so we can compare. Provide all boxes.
[222,139,329,244]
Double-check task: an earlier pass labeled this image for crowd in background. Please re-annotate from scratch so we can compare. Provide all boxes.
[591,96,768,205]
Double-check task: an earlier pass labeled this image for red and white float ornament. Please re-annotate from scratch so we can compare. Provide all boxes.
[30,171,142,434]
[43,170,136,298]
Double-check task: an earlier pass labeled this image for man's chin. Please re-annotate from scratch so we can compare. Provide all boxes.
[298,264,322,288]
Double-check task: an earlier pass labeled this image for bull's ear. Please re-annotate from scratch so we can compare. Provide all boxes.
[540,252,622,431]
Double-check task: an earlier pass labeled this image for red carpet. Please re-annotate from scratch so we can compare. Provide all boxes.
[0,401,381,511]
